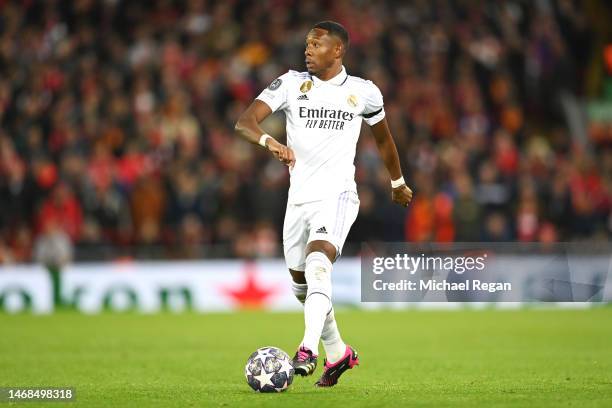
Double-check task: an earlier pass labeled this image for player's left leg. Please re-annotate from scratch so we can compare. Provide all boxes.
[291,260,356,382]
[306,239,360,387]
[302,191,360,386]
[288,240,335,376]
[299,240,336,357]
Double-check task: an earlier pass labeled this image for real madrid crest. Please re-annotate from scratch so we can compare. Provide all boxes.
[300,80,313,93]
[347,94,358,108]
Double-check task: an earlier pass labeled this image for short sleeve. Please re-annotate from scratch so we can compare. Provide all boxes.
[362,81,385,126]
[256,73,290,113]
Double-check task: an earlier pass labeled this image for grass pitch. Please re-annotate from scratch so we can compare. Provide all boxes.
[1,308,611,407]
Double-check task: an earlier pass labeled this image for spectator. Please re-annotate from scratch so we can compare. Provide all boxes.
[0,0,609,261]
[34,219,73,268]
[37,182,83,242]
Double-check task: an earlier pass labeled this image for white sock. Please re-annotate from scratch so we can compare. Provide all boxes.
[302,295,329,354]
[291,281,307,305]
[301,252,332,355]
[321,308,347,364]
[294,279,345,361]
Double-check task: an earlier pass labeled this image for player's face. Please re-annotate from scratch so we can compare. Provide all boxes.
[304,28,339,75]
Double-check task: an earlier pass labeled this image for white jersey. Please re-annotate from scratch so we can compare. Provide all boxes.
[256,66,385,204]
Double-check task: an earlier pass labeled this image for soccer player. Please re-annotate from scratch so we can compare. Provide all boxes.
[235,21,413,387]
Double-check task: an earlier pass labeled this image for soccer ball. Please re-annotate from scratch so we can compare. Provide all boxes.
[244,346,294,392]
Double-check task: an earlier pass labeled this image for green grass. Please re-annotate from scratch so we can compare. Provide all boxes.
[1,309,611,407]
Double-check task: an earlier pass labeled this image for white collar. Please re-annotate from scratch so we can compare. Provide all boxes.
[311,66,348,87]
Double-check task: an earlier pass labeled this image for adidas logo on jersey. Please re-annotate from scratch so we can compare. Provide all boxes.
[316,226,327,234]
[297,94,309,101]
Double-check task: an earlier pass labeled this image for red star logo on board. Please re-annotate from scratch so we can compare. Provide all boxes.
[221,262,279,309]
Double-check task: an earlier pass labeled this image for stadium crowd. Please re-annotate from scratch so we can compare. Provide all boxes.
[0,0,610,263]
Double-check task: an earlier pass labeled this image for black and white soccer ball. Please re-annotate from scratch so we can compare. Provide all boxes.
[244,346,294,393]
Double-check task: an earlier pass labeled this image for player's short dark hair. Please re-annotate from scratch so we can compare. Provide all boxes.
[313,21,349,51]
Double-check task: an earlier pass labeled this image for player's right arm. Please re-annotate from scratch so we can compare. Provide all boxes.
[235,87,295,168]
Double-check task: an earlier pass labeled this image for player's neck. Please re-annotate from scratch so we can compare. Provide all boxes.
[315,64,343,81]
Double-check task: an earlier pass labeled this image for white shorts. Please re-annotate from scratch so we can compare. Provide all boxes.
[283,191,360,271]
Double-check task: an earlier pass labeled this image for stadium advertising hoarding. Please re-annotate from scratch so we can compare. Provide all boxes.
[0,265,53,314]
[0,259,359,314]
[1,245,611,314]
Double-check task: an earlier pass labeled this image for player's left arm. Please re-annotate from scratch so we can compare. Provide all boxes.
[369,118,413,207]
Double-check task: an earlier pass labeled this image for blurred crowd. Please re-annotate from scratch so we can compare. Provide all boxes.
[0,0,611,263]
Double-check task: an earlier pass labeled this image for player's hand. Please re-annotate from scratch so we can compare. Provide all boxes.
[392,184,413,207]
[266,138,296,169]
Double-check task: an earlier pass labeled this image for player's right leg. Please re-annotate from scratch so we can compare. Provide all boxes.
[288,268,318,376]
[283,204,319,376]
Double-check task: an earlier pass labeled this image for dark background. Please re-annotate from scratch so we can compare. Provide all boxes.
[0,0,611,262]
